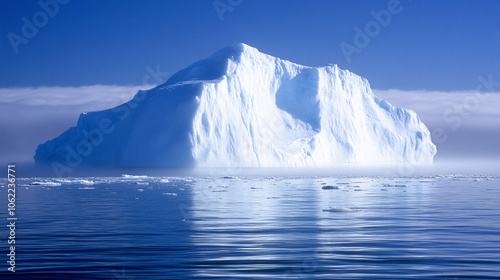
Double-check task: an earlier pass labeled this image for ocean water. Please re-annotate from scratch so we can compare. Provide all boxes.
[1,174,499,279]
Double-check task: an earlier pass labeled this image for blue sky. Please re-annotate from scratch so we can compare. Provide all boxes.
[1,0,500,90]
[1,0,499,165]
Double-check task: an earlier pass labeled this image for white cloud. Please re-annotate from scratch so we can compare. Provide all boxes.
[373,89,500,129]
[0,84,144,109]
[0,85,146,163]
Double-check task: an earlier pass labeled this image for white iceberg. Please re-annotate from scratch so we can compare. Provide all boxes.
[35,43,436,168]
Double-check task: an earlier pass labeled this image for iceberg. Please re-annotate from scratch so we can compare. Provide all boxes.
[34,43,436,169]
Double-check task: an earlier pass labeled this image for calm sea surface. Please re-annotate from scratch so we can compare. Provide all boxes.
[1,175,499,279]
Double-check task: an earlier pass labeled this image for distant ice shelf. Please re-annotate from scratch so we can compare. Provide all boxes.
[34,43,436,168]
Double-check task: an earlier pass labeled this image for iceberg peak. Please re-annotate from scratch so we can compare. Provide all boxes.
[163,43,266,87]
[221,42,258,54]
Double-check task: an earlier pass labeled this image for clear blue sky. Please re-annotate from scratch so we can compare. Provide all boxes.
[1,0,499,90]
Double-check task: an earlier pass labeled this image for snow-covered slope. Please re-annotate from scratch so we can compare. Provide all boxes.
[35,43,436,168]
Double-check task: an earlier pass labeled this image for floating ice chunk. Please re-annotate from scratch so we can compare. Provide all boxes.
[323,207,358,213]
[78,186,95,190]
[74,179,94,185]
[163,192,178,196]
[122,174,148,178]
[322,185,339,190]
[31,181,62,186]
[383,183,406,187]
[53,179,72,183]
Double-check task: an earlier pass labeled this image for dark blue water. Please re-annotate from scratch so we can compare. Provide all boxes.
[1,175,499,279]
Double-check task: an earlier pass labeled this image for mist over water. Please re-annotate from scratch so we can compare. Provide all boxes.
[3,159,499,179]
